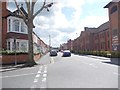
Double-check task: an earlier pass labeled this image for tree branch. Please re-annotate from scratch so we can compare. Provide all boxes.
[13,0,28,25]
[31,0,37,16]
[24,0,29,13]
[33,0,46,19]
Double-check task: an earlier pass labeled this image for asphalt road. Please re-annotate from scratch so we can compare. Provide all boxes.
[1,52,119,89]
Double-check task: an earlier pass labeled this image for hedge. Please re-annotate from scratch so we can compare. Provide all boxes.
[0,51,28,55]
[78,51,120,58]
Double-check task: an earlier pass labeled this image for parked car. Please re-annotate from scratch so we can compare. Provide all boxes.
[50,50,57,56]
[62,50,71,57]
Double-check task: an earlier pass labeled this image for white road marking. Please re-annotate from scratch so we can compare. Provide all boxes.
[43,70,47,73]
[44,67,47,70]
[37,71,41,74]
[89,64,98,68]
[81,61,89,65]
[40,87,45,88]
[43,74,47,77]
[39,66,43,70]
[50,57,54,64]
[42,78,46,82]
[0,73,36,78]
[35,74,40,78]
[31,85,36,89]
[113,72,120,76]
[31,65,48,88]
[81,61,98,68]
[0,68,16,72]
[34,78,38,83]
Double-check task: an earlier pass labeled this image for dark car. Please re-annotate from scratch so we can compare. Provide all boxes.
[50,50,57,56]
[62,50,71,57]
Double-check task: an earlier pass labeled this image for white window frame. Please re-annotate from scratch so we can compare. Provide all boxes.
[7,39,28,52]
[7,16,28,34]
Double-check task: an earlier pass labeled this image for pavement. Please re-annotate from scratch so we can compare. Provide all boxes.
[86,55,110,60]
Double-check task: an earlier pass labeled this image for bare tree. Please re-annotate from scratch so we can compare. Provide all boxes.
[13,0,53,66]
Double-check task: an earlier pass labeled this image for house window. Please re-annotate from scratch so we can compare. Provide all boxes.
[7,41,10,50]
[13,19,19,32]
[21,22,25,32]
[110,6,117,14]
[16,42,19,51]
[21,22,27,33]
[21,42,27,52]
[12,42,15,51]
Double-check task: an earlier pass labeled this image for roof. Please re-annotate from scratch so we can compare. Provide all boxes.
[98,21,110,32]
[104,2,114,8]
[104,1,119,8]
[4,6,28,18]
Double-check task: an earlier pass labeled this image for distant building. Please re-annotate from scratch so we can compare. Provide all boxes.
[67,39,73,51]
[73,37,80,53]
[60,43,68,50]
[72,21,110,52]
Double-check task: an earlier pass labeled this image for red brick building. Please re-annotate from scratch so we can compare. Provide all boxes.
[2,2,29,52]
[104,1,120,51]
[93,21,110,51]
[67,39,73,52]
[71,21,110,53]
[0,1,2,51]
[61,0,120,53]
[1,2,48,64]
[73,37,80,53]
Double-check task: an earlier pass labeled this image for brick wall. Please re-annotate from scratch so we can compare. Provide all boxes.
[2,54,29,64]
[106,2,119,51]
[2,2,8,50]
[0,1,2,51]
[1,54,41,65]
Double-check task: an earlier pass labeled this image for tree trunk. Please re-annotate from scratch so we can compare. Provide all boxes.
[26,20,37,66]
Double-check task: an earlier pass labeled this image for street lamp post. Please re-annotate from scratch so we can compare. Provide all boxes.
[49,35,51,52]
[13,37,17,65]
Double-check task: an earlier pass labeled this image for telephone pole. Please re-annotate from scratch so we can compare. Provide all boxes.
[49,35,51,51]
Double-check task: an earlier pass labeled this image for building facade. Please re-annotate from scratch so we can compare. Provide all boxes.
[104,1,120,51]
[93,21,110,51]
[2,2,28,52]
[1,2,48,64]
[64,21,110,53]
[67,39,73,52]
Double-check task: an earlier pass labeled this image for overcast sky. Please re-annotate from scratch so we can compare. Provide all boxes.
[8,0,111,47]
